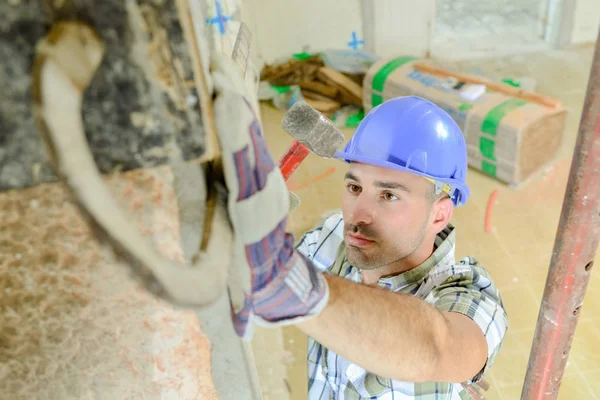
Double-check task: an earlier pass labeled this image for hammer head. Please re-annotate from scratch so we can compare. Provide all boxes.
[281,101,345,158]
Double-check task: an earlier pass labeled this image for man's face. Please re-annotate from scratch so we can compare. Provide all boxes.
[341,162,438,270]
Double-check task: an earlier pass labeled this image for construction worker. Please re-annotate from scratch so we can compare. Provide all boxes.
[212,55,507,399]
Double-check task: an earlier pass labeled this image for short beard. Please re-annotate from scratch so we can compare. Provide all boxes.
[344,215,430,271]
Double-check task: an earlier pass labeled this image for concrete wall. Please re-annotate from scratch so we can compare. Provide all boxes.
[365,0,435,58]
[432,0,550,59]
[242,0,364,66]
[241,0,598,68]
[571,0,600,44]
[241,0,434,65]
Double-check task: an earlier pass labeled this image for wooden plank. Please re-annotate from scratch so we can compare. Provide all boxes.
[298,80,339,98]
[260,55,323,83]
[303,97,341,114]
[268,62,323,86]
[316,67,363,106]
[317,67,363,100]
[301,90,336,102]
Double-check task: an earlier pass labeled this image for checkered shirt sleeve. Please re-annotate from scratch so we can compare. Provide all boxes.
[426,257,508,383]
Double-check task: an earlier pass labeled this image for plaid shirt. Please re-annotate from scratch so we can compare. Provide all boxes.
[296,212,508,399]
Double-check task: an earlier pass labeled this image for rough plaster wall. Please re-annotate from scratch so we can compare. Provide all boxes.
[241,0,364,66]
[0,0,208,192]
[571,0,600,44]
[432,0,548,58]
[435,0,543,37]
[0,167,218,399]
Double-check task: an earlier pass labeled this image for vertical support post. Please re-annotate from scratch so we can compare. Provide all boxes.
[521,29,600,399]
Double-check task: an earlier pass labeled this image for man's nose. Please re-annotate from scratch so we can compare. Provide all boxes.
[348,194,374,225]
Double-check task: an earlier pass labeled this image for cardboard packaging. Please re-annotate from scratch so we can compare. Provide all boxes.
[363,57,568,186]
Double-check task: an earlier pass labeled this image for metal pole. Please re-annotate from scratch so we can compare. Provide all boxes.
[521,29,600,399]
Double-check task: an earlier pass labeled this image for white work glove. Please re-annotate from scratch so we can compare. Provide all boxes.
[211,54,328,340]
[288,191,301,212]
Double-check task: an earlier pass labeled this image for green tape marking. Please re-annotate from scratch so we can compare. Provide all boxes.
[479,137,496,160]
[292,52,313,60]
[346,109,365,127]
[371,94,383,107]
[459,102,473,111]
[502,78,521,88]
[481,99,527,136]
[371,56,416,107]
[271,85,291,94]
[482,161,497,177]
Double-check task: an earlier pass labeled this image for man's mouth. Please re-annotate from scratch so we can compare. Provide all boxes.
[345,232,375,248]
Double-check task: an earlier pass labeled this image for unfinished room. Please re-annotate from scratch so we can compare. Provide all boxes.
[1,0,599,399]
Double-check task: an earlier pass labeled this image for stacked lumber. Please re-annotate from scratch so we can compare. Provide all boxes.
[260,55,364,115]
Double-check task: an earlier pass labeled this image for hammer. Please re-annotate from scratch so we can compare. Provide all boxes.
[279,101,345,180]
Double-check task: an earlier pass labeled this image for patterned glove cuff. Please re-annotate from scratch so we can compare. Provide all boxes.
[251,251,329,326]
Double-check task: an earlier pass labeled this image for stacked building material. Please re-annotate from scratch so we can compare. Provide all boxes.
[363,57,568,186]
[260,54,364,115]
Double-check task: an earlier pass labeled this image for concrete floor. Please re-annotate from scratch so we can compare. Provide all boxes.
[255,44,599,399]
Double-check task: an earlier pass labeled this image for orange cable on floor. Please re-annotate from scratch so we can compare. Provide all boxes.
[485,189,499,233]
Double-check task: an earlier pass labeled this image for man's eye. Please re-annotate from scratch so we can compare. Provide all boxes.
[347,184,360,193]
[382,192,398,201]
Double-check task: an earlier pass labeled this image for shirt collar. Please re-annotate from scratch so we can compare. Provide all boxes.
[350,224,456,290]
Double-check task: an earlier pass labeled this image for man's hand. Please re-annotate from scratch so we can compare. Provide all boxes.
[211,55,328,339]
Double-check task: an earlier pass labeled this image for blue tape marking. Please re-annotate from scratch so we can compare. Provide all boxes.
[347,31,364,50]
[205,0,232,35]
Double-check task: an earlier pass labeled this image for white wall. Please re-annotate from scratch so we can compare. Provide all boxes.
[365,0,435,58]
[239,0,598,70]
[241,0,364,67]
[571,0,600,44]
[241,0,436,66]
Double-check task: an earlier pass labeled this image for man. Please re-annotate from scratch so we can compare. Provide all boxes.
[212,55,507,399]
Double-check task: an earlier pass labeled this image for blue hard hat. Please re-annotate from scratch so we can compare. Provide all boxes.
[333,96,470,206]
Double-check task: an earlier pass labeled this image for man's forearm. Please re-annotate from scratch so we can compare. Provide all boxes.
[297,274,451,383]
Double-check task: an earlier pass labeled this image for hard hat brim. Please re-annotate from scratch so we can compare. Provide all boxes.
[333,151,470,206]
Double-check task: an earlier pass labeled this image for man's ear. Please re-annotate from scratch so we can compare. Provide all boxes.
[431,196,454,233]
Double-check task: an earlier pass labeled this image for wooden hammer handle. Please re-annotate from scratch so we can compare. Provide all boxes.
[413,62,561,109]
